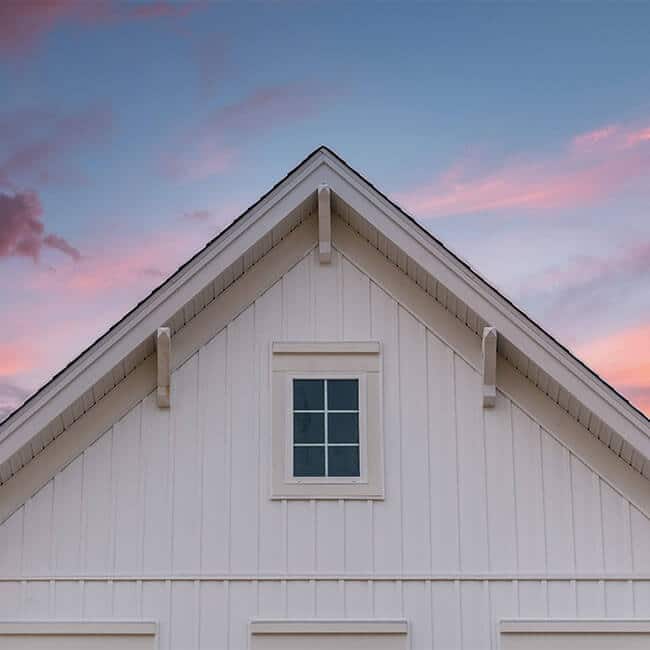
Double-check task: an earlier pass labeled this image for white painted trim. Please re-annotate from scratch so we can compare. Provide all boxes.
[0,621,156,636]
[318,184,332,264]
[250,620,408,635]
[5,574,650,582]
[272,341,380,355]
[155,327,171,408]
[271,341,384,499]
[482,326,497,408]
[500,620,650,634]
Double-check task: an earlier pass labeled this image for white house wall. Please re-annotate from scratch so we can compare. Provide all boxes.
[1,247,650,649]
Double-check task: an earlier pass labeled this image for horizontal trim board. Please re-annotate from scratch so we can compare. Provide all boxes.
[272,341,380,355]
[2,575,650,583]
[501,620,650,634]
[0,622,156,636]
[250,620,407,635]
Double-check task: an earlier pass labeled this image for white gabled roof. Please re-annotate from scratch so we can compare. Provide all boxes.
[1,146,649,487]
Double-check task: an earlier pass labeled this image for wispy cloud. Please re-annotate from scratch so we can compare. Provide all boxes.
[0,340,38,377]
[161,144,237,182]
[164,82,335,181]
[508,235,650,357]
[396,121,650,218]
[0,104,112,190]
[519,239,650,299]
[0,380,31,420]
[0,1,199,57]
[574,324,650,416]
[0,190,80,262]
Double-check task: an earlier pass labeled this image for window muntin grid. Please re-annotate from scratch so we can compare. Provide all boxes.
[292,378,360,477]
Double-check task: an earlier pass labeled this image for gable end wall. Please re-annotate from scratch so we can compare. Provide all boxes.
[1,238,649,649]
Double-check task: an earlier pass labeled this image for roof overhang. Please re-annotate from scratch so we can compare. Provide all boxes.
[1,146,648,490]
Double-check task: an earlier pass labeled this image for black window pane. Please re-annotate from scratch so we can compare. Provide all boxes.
[327,379,358,410]
[293,379,324,410]
[294,446,325,476]
[328,413,359,443]
[328,446,360,477]
[294,413,324,444]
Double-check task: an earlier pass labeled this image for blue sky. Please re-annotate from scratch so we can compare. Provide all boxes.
[1,1,650,417]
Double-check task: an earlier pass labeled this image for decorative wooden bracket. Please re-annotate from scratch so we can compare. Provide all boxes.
[318,183,331,264]
[482,326,497,408]
[156,327,171,408]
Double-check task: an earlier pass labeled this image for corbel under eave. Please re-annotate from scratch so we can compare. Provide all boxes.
[318,183,332,264]
[156,327,171,408]
[482,326,497,408]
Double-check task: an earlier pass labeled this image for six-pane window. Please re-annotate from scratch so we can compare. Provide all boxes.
[293,378,360,477]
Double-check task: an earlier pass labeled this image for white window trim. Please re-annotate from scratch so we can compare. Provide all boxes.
[500,619,650,634]
[250,619,408,635]
[271,341,384,499]
[0,621,157,636]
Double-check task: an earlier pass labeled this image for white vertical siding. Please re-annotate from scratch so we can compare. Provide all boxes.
[1,247,650,649]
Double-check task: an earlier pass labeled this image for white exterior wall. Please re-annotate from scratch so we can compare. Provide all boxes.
[1,246,650,649]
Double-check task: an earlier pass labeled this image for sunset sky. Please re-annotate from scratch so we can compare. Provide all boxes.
[1,2,650,418]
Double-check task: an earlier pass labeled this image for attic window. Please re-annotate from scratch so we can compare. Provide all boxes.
[293,378,360,477]
[271,341,384,499]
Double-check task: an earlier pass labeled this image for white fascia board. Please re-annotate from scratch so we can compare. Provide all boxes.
[316,149,650,460]
[0,151,330,467]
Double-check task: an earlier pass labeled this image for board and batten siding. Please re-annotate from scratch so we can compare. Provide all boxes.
[1,247,650,649]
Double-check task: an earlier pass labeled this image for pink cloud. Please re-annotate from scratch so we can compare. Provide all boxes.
[520,239,650,297]
[0,339,39,377]
[574,324,650,416]
[127,1,197,19]
[0,190,80,262]
[164,82,335,181]
[0,0,85,56]
[572,124,619,150]
[24,202,242,297]
[203,83,324,135]
[396,120,650,218]
[0,105,112,190]
[0,1,199,56]
[161,143,236,182]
